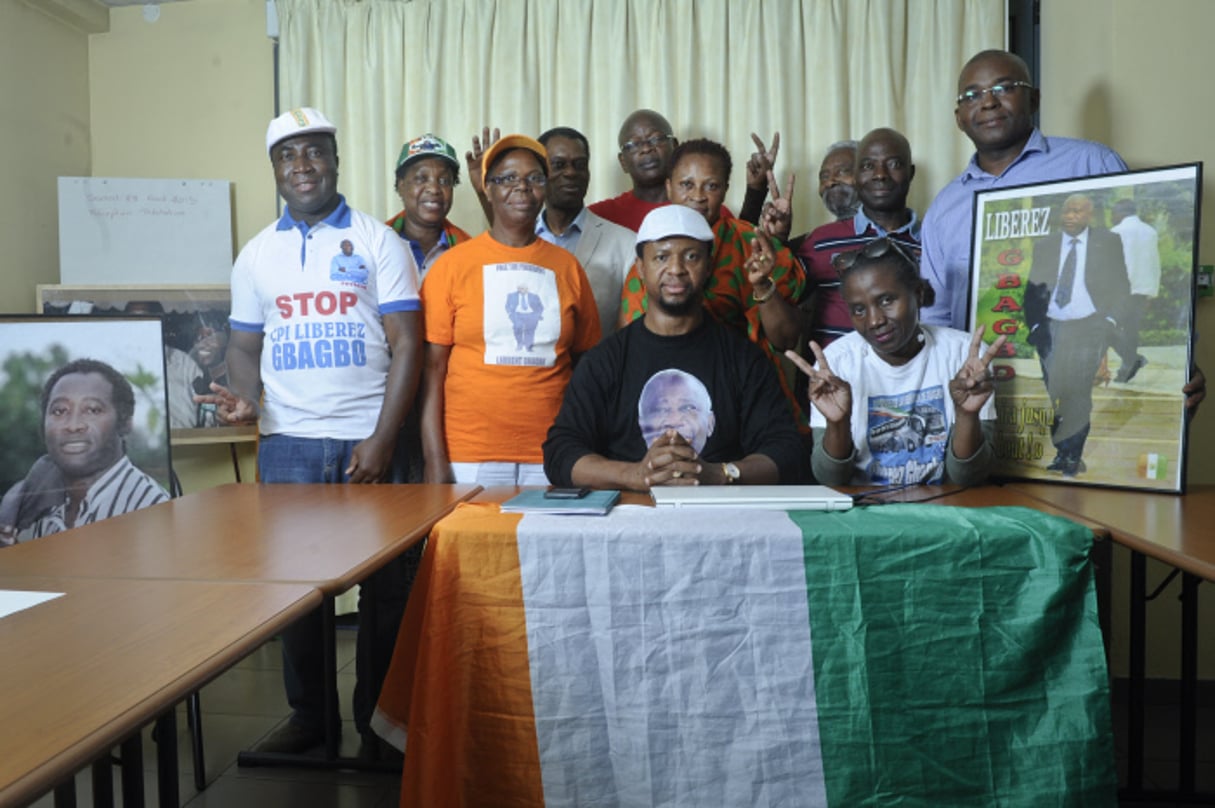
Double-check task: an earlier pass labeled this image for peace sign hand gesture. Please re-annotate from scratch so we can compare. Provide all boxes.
[745,132,780,190]
[745,226,779,293]
[949,325,1007,414]
[786,343,852,424]
[758,170,794,241]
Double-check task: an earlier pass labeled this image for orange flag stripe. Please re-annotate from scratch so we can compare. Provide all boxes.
[380,503,544,807]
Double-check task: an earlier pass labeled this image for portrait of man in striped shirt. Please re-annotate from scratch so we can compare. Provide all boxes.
[1,357,169,543]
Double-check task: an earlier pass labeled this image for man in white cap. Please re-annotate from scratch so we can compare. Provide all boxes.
[197,107,423,757]
[542,205,805,490]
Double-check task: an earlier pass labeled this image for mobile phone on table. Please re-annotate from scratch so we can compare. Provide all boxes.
[544,487,590,499]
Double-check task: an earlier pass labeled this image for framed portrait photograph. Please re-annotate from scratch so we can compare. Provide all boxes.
[35,284,255,445]
[0,315,173,545]
[968,164,1201,492]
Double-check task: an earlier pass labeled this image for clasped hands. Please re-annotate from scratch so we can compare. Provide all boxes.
[637,429,719,489]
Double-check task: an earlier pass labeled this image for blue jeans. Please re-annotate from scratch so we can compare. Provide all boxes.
[258,434,421,736]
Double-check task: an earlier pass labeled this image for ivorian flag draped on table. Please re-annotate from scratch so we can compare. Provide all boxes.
[373,503,1115,807]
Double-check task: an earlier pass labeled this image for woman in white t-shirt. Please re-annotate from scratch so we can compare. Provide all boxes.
[786,238,1006,486]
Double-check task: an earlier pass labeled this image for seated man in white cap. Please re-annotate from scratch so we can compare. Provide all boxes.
[196,107,423,758]
[543,205,805,491]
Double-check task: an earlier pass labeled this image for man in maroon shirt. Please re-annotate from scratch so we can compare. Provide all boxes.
[590,109,731,231]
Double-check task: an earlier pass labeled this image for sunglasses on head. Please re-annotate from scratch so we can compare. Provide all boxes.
[833,237,917,275]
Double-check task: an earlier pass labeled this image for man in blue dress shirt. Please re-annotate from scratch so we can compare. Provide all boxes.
[918,49,1127,329]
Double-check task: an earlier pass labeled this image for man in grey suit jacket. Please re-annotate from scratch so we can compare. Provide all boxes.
[1024,193,1130,477]
[536,127,636,338]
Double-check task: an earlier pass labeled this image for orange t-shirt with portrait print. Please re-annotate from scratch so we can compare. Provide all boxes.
[422,233,601,463]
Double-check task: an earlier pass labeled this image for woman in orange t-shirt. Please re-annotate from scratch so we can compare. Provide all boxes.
[419,135,601,485]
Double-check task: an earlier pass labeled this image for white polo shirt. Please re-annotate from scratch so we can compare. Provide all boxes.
[230,196,420,439]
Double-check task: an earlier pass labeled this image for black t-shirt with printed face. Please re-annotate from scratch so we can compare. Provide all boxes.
[543,317,805,486]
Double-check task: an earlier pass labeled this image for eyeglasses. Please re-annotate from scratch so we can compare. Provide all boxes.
[956,81,1033,107]
[620,134,675,155]
[833,237,917,275]
[485,172,547,189]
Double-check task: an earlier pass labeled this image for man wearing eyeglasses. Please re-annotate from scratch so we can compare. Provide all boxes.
[918,49,1127,330]
[536,127,637,338]
[589,109,733,232]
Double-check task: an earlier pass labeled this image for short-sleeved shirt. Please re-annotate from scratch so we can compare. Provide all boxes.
[919,129,1127,328]
[809,325,995,485]
[422,233,601,463]
[230,196,420,440]
[795,209,921,347]
[385,213,473,278]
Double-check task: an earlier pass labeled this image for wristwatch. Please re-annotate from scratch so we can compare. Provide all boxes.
[721,462,741,484]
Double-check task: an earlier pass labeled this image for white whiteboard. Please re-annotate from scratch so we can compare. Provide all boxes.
[58,177,234,284]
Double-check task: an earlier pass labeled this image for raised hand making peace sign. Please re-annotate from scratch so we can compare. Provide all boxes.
[758,170,795,241]
[949,325,1007,414]
[785,342,852,425]
[745,131,780,190]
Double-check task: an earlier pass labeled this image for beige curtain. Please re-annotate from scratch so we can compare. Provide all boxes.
[277,0,1004,238]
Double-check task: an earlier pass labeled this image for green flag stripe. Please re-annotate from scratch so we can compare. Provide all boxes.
[793,504,1116,807]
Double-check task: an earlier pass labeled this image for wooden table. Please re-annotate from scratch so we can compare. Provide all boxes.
[0,482,481,791]
[377,486,1116,806]
[1009,482,1215,801]
[1011,483,1215,580]
[0,482,481,591]
[0,576,320,808]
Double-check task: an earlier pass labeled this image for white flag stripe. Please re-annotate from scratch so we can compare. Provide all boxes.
[517,507,828,807]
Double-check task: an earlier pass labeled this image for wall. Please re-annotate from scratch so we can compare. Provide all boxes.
[0,0,93,312]
[86,0,274,489]
[88,0,276,251]
[1043,0,1215,679]
[1042,0,1214,487]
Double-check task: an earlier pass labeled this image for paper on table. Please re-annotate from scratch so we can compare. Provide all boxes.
[0,590,64,620]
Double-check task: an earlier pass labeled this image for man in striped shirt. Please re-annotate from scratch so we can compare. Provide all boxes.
[793,127,921,349]
[10,358,168,540]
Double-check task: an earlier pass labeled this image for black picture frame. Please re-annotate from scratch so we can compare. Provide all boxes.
[968,163,1201,491]
[0,315,174,543]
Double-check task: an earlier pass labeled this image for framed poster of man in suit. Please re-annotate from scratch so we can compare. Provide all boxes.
[967,164,1200,491]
